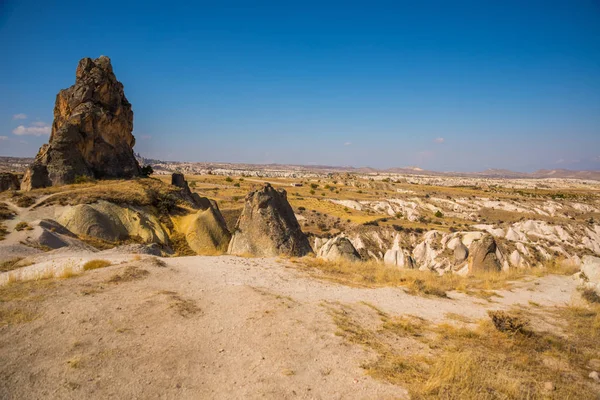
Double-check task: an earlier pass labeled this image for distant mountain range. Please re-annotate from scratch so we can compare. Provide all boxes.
[2,155,599,181]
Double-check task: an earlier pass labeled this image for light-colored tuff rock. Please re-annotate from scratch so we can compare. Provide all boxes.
[0,172,20,192]
[58,200,168,244]
[317,235,361,262]
[577,255,600,295]
[468,234,502,273]
[21,56,140,190]
[454,242,469,263]
[383,235,414,268]
[228,183,312,257]
[169,172,232,254]
[175,207,231,255]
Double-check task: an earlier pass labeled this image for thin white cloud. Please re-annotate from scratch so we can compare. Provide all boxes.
[12,113,27,120]
[0,136,8,141]
[12,123,51,136]
[434,137,445,143]
[31,121,48,127]
[344,142,352,146]
[140,134,152,140]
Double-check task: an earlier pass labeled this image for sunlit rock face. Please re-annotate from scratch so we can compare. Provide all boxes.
[22,56,140,190]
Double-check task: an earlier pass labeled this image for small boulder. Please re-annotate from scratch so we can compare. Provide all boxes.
[468,234,502,274]
[228,183,312,257]
[578,255,600,295]
[454,242,468,263]
[171,172,215,210]
[317,236,361,262]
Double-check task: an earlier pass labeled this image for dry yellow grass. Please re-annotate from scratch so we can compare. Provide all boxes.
[82,259,112,271]
[0,279,55,327]
[108,266,150,283]
[58,266,79,279]
[328,302,600,399]
[294,257,526,298]
[0,258,24,272]
[34,178,187,209]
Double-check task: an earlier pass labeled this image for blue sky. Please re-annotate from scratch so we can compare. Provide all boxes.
[1,1,599,172]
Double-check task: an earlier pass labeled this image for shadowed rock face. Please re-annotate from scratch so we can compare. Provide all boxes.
[228,183,313,257]
[0,173,21,192]
[468,234,502,273]
[21,56,140,190]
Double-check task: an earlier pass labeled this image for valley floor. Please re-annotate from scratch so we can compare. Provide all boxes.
[0,254,591,399]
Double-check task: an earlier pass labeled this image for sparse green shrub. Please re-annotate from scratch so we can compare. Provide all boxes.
[140,165,154,177]
[225,177,233,182]
[435,210,444,218]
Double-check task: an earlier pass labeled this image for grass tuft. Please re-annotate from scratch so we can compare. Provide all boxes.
[487,310,529,335]
[108,266,150,283]
[82,259,111,271]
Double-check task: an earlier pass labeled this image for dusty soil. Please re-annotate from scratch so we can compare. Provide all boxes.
[0,254,580,399]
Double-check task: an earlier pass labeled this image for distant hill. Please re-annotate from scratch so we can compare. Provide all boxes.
[3,155,600,181]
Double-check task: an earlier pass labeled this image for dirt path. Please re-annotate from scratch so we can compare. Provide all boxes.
[0,255,579,399]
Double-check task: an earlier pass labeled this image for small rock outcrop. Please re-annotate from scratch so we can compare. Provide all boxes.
[454,242,469,263]
[578,255,600,295]
[171,172,213,209]
[170,173,231,254]
[318,235,361,262]
[177,207,231,255]
[0,173,20,192]
[21,56,140,190]
[468,234,502,273]
[228,183,312,257]
[58,201,168,244]
[383,235,414,268]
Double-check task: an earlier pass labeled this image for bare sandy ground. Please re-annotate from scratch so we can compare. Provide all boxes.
[0,255,578,399]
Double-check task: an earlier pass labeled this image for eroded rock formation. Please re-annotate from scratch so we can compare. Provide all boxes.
[468,234,502,273]
[170,173,231,254]
[228,183,312,257]
[21,56,140,190]
[317,235,361,262]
